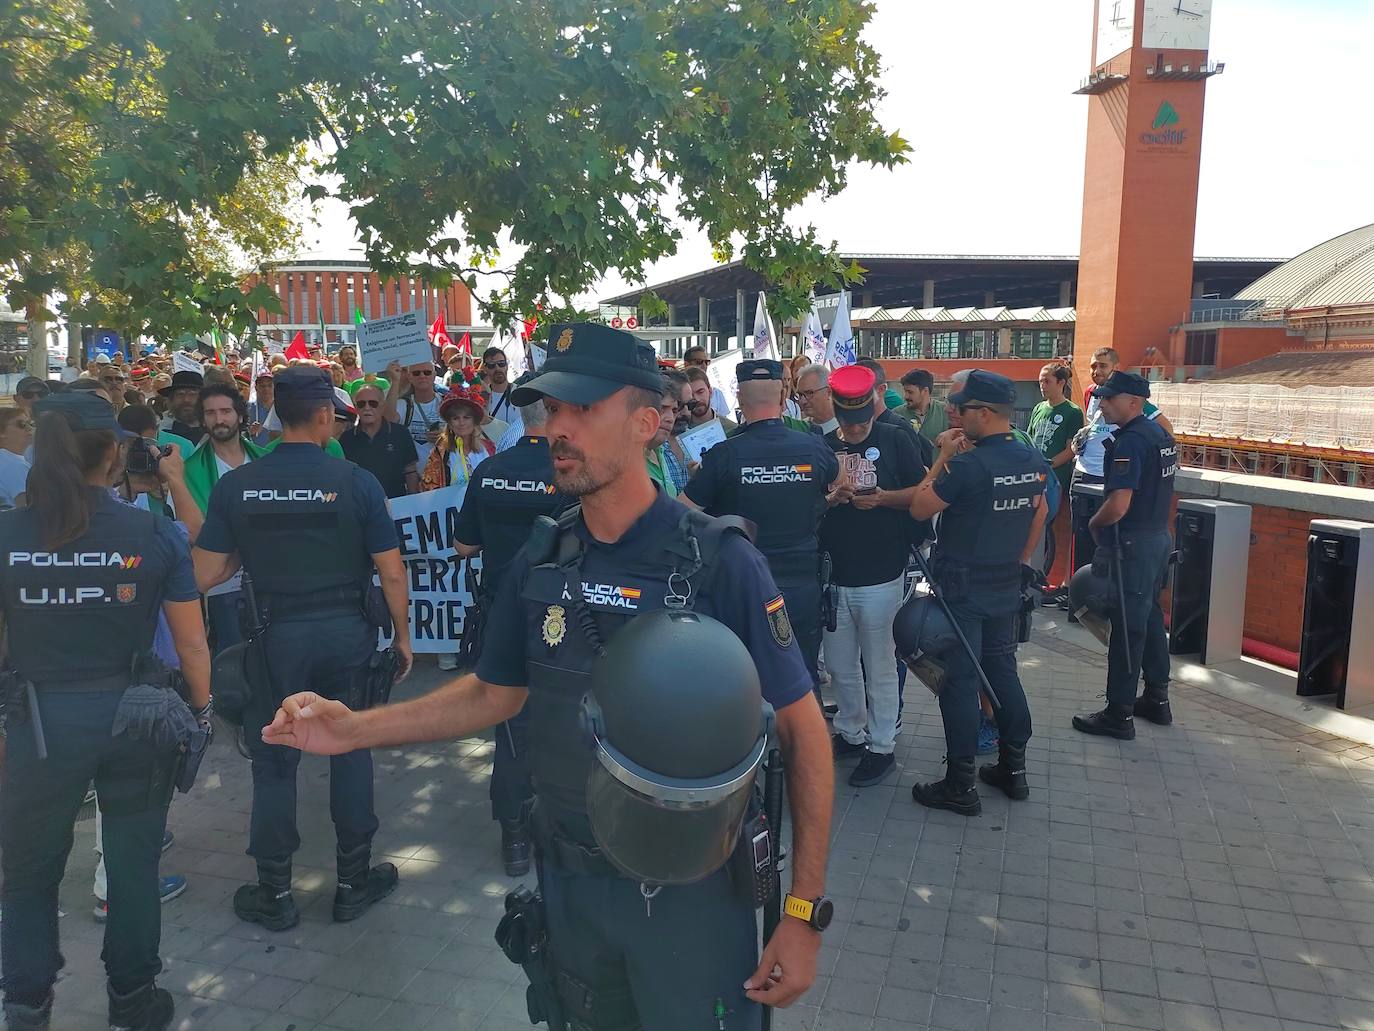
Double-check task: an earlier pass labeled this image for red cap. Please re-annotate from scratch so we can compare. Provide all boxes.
[439,388,485,420]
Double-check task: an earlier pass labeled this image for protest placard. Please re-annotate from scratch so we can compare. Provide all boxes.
[172,351,204,376]
[677,419,728,465]
[358,310,432,373]
[387,484,478,652]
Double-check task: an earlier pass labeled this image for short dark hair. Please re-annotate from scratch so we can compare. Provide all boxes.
[683,345,707,359]
[623,385,662,413]
[901,369,934,391]
[857,358,887,387]
[482,346,504,362]
[660,368,689,394]
[683,366,710,386]
[197,383,247,430]
[117,404,158,436]
[276,398,330,428]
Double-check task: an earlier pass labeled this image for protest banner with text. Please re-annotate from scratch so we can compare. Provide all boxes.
[358,310,433,373]
[388,484,478,652]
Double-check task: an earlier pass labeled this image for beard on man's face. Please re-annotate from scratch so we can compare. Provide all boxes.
[207,421,239,442]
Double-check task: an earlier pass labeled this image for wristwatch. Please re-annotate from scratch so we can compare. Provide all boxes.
[783,894,834,932]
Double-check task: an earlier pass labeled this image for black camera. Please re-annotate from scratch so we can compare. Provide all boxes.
[126,437,168,476]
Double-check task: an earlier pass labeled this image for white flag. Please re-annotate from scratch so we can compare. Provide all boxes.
[501,323,529,380]
[802,297,827,366]
[825,291,856,368]
[248,348,267,403]
[752,291,780,361]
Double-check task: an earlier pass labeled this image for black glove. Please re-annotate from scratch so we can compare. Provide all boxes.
[1020,564,1046,593]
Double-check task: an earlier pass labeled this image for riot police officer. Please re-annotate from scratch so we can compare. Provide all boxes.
[261,324,836,1030]
[453,390,572,876]
[191,366,413,932]
[0,392,212,1031]
[907,370,1049,816]
[1072,371,1178,740]
[682,359,839,697]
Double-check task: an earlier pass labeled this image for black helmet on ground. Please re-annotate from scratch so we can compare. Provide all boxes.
[581,608,773,885]
[893,590,960,695]
[1068,564,1115,647]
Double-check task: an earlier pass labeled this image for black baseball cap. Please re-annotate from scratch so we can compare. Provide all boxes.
[948,369,1016,406]
[509,323,662,406]
[737,359,783,383]
[274,366,355,417]
[1093,371,1151,399]
[33,391,133,437]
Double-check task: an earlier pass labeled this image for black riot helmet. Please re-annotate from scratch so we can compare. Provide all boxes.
[893,589,961,694]
[581,608,773,885]
[211,641,254,727]
[1068,564,1115,647]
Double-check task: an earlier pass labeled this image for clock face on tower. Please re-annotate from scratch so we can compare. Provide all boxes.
[1095,0,1135,64]
[1142,0,1213,50]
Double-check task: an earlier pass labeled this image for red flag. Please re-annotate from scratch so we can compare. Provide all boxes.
[428,315,453,351]
[456,332,472,356]
[285,331,309,361]
[521,314,538,341]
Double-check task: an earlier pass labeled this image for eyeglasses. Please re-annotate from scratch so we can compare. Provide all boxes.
[356,398,381,408]
[796,386,829,401]
[483,360,507,369]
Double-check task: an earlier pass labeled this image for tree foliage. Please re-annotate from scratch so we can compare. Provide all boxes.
[7,0,906,334]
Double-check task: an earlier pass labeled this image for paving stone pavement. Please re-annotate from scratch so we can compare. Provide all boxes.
[7,624,1374,1031]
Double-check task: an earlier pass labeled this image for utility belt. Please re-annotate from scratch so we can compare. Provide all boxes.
[259,586,366,623]
[928,553,1020,601]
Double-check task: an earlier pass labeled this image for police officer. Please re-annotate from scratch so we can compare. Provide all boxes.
[908,370,1049,816]
[453,390,572,876]
[1072,371,1178,740]
[192,366,413,932]
[0,393,211,1031]
[682,359,839,697]
[261,325,836,1030]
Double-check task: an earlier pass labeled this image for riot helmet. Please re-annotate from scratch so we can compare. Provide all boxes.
[581,608,772,885]
[893,588,960,694]
[1068,564,1115,647]
[211,641,254,727]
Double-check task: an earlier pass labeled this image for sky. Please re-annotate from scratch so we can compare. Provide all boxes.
[304,0,1374,308]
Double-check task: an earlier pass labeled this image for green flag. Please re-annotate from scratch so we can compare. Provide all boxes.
[354,308,365,326]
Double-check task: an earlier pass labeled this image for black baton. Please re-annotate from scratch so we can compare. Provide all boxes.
[911,548,1002,711]
[24,680,47,760]
[1111,525,1132,661]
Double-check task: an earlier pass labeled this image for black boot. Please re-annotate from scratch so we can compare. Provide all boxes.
[333,844,398,922]
[500,819,531,878]
[1072,702,1136,740]
[3,991,53,1030]
[1134,686,1173,726]
[978,743,1029,801]
[107,982,174,1031]
[912,757,981,816]
[233,858,299,932]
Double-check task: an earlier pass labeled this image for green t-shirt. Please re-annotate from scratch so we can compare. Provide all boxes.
[1028,399,1085,488]
[262,436,346,459]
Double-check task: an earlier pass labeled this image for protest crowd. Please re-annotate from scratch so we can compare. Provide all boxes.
[0,317,1179,1031]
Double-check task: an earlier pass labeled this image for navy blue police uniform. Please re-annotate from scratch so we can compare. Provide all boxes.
[453,432,572,858]
[918,372,1048,790]
[196,367,401,927]
[0,394,198,1021]
[483,325,815,1030]
[1094,372,1177,715]
[683,360,838,694]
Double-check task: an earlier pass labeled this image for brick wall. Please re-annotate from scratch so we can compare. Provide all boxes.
[1237,504,1310,654]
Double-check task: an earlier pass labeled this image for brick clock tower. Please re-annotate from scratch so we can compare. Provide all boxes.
[1074,0,1221,385]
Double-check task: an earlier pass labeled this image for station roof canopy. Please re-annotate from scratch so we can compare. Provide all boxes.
[601,252,1282,312]
[1238,224,1374,313]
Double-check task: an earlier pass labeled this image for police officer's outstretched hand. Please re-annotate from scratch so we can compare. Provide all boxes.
[261,692,363,756]
[744,918,819,1009]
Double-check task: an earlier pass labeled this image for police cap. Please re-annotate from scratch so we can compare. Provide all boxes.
[948,369,1016,406]
[830,364,877,424]
[33,391,132,436]
[1093,370,1151,399]
[736,359,783,383]
[275,365,354,417]
[509,323,662,406]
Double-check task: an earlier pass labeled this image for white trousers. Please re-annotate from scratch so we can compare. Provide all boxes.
[825,576,905,756]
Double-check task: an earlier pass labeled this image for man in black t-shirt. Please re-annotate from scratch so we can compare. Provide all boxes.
[339,384,420,498]
[820,365,925,787]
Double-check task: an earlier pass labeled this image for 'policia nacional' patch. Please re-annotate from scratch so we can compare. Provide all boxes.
[765,595,794,648]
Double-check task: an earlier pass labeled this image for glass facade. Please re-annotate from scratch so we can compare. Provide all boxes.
[1011,330,1058,360]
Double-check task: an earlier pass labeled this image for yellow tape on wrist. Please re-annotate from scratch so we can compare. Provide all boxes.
[783,894,813,922]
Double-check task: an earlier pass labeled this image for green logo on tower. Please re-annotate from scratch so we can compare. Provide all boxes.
[1152,101,1181,130]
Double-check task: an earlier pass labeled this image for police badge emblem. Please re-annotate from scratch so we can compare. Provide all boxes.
[116,583,137,604]
[765,595,793,648]
[555,328,575,353]
[542,604,567,647]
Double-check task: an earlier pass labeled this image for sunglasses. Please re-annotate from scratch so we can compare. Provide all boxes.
[957,403,992,415]
[411,369,434,377]
[356,398,381,408]
[483,360,507,369]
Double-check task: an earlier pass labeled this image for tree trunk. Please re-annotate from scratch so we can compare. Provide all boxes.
[67,314,82,369]
[25,300,48,379]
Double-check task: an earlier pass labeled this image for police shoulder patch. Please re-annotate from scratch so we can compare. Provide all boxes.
[765,595,794,648]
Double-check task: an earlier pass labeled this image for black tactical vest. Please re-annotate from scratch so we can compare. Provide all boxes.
[0,491,162,681]
[224,454,370,596]
[932,435,1046,591]
[709,420,828,584]
[520,506,746,847]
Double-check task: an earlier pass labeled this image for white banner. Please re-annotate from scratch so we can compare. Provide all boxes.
[706,347,743,422]
[172,351,204,376]
[752,292,780,361]
[388,484,478,653]
[826,291,856,368]
[802,299,826,366]
[359,310,432,373]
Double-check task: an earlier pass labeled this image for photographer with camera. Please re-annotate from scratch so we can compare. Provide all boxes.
[112,407,202,542]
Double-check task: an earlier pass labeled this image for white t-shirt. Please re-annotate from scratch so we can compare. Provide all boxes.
[486,386,517,424]
[400,393,442,470]
[207,449,247,596]
[0,449,30,508]
[1074,390,1161,478]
